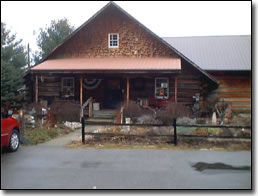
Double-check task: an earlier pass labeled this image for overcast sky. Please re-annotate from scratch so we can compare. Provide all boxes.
[1,1,251,52]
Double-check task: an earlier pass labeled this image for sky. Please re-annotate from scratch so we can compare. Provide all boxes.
[1,1,251,53]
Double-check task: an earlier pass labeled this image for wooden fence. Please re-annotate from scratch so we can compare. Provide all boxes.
[81,117,251,145]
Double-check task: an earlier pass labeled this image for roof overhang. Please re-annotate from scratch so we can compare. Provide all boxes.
[30,57,181,74]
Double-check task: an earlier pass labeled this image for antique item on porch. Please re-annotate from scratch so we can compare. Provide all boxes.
[212,112,217,125]
[192,93,200,111]
[160,88,164,96]
[137,98,148,107]
[93,102,100,111]
[125,117,131,131]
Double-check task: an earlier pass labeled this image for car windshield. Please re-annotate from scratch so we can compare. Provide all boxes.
[1,112,9,119]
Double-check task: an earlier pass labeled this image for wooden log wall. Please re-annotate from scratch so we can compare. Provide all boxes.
[129,78,154,100]
[38,75,61,98]
[174,59,203,106]
[207,71,251,113]
[176,75,202,105]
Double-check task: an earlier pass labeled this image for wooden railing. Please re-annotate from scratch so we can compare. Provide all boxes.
[120,105,124,124]
[80,97,93,119]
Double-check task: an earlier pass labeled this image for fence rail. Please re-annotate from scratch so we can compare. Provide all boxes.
[83,132,251,139]
[81,117,251,145]
[176,124,251,129]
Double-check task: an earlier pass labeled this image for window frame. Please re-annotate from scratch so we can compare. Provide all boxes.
[61,77,75,97]
[155,77,169,99]
[108,33,119,48]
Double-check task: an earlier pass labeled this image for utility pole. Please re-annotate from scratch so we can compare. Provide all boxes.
[27,43,30,68]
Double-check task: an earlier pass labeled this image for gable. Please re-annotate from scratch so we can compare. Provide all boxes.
[32,2,218,86]
[48,3,178,59]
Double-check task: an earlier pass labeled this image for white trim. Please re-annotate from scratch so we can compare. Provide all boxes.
[155,77,169,99]
[108,33,119,48]
[1,133,9,137]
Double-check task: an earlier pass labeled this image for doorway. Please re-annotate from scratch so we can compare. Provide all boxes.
[103,79,123,108]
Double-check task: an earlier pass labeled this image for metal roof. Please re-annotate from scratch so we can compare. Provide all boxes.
[31,57,181,72]
[162,35,251,71]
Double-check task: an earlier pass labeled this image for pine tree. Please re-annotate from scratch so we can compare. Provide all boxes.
[33,18,74,64]
[1,22,27,108]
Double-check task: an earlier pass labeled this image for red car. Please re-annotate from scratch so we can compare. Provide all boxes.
[1,110,21,152]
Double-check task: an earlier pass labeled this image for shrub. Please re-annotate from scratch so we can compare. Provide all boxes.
[123,101,160,122]
[157,103,190,124]
[177,117,196,125]
[207,128,223,136]
[25,102,44,117]
[123,101,143,120]
[136,114,161,124]
[50,100,80,122]
[236,130,251,138]
[190,128,208,136]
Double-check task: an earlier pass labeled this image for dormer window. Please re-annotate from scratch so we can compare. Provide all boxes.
[108,33,119,48]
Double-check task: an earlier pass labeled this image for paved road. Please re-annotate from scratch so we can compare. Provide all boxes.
[1,144,251,189]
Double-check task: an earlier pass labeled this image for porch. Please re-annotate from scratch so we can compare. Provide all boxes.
[29,56,211,123]
[34,73,180,111]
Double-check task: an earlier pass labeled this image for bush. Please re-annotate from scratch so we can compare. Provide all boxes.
[190,128,208,136]
[177,117,196,125]
[50,100,81,122]
[207,128,223,136]
[157,103,190,124]
[123,101,142,119]
[136,114,161,124]
[25,102,44,117]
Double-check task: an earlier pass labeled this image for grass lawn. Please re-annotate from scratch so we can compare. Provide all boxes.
[24,125,74,145]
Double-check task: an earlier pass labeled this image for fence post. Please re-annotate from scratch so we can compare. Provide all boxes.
[81,117,85,144]
[173,118,177,146]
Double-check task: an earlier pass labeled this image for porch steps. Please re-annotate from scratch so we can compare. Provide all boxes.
[84,109,117,123]
[84,118,114,123]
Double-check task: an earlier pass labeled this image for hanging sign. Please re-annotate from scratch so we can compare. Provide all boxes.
[160,88,164,96]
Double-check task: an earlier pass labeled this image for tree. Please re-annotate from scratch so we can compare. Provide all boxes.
[34,18,74,64]
[1,22,27,69]
[1,22,27,108]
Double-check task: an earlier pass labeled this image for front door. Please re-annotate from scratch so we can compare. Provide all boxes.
[104,79,123,108]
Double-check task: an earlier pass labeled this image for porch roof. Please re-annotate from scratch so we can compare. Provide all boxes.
[30,57,181,73]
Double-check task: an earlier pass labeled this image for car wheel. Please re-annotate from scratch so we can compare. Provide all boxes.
[8,129,20,152]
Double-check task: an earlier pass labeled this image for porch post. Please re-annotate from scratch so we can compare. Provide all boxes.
[35,75,38,103]
[80,76,83,105]
[174,77,178,103]
[126,77,130,106]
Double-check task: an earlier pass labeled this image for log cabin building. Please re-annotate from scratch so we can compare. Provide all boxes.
[26,2,251,114]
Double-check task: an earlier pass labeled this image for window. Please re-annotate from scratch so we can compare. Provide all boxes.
[108,33,119,48]
[155,78,169,99]
[62,77,74,97]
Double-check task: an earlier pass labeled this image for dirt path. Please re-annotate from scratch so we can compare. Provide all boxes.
[39,126,105,146]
